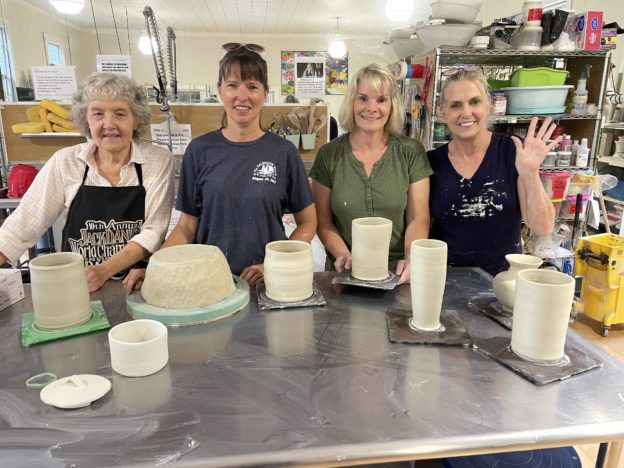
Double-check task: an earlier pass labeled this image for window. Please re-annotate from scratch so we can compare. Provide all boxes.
[0,26,16,101]
[46,41,65,66]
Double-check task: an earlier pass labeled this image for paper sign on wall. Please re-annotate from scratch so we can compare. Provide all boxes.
[294,55,325,99]
[31,66,77,101]
[96,55,132,76]
[150,121,192,155]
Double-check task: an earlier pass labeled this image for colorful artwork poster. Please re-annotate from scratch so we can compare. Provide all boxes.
[281,51,348,96]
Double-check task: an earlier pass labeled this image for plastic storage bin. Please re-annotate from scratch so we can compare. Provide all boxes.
[560,194,590,220]
[567,181,593,197]
[510,67,569,87]
[501,85,573,114]
[540,172,572,199]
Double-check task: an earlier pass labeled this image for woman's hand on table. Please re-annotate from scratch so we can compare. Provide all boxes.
[123,268,146,294]
[396,259,410,284]
[85,264,110,292]
[334,254,352,273]
[512,116,561,177]
[240,264,264,286]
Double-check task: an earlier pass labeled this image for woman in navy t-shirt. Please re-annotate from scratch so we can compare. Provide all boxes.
[428,68,560,276]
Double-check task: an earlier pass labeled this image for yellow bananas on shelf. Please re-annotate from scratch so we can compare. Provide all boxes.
[39,108,53,132]
[26,106,42,122]
[51,124,75,133]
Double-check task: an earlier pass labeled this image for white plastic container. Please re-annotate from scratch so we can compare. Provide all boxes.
[413,22,482,51]
[501,85,573,114]
[515,25,542,50]
[430,1,480,23]
[522,0,543,26]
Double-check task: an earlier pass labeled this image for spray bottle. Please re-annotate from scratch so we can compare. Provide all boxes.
[572,65,590,116]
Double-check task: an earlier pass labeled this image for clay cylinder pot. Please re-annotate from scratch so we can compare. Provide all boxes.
[108,319,169,377]
[351,217,393,281]
[493,254,543,312]
[29,252,92,329]
[511,269,575,363]
[264,240,313,302]
[409,239,448,331]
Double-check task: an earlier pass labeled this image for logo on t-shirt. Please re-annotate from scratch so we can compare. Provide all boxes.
[67,219,143,265]
[252,161,277,184]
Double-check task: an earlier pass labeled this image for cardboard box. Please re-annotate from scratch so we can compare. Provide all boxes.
[0,269,24,312]
[574,11,603,50]
[601,28,617,50]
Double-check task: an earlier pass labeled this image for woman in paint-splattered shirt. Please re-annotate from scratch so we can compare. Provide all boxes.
[427,68,559,276]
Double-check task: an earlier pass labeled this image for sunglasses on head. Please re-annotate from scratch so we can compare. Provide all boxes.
[222,42,265,53]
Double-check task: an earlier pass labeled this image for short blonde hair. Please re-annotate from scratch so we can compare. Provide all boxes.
[72,72,151,138]
[338,63,404,135]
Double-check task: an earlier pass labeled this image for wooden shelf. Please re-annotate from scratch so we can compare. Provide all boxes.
[603,195,624,206]
[599,156,624,168]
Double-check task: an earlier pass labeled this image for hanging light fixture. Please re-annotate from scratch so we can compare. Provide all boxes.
[328,17,346,59]
[385,0,414,22]
[49,0,85,15]
[138,34,158,55]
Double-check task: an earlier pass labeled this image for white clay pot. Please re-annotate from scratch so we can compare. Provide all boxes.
[493,254,543,312]
[29,252,92,330]
[351,217,393,281]
[108,319,169,377]
[409,239,448,331]
[511,269,575,363]
[264,240,313,302]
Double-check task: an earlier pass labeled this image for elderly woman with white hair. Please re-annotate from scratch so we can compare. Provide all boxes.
[0,72,175,292]
[309,63,432,284]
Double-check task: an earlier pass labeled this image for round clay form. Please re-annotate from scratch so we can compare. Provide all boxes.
[351,217,393,281]
[141,244,235,309]
[108,319,169,377]
[29,252,92,330]
[409,239,448,331]
[493,254,543,312]
[511,269,575,363]
[264,240,313,302]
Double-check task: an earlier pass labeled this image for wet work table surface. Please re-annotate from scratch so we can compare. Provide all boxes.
[0,268,623,467]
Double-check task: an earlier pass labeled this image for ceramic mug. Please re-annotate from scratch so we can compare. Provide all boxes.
[109,319,169,377]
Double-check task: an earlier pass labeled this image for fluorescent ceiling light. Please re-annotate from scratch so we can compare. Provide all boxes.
[138,35,158,55]
[385,0,414,22]
[49,0,85,15]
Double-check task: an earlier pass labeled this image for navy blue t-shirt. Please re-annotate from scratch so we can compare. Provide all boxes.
[177,130,313,275]
[427,133,521,276]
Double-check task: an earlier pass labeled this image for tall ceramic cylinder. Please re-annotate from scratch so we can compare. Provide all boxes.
[29,252,92,329]
[493,254,543,312]
[409,239,448,331]
[511,269,575,363]
[264,240,313,302]
[351,217,392,281]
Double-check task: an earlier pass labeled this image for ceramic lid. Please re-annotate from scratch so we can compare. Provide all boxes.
[40,374,111,409]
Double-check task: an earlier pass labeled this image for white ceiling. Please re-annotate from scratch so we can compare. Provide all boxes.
[19,0,432,37]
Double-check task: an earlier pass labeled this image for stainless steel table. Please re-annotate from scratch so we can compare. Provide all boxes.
[1,269,623,467]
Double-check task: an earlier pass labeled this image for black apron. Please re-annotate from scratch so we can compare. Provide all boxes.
[62,163,146,279]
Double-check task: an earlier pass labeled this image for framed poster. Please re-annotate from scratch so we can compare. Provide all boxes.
[281,51,348,96]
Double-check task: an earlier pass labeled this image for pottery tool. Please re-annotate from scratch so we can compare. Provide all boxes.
[308,100,316,133]
[313,114,327,135]
[287,112,301,131]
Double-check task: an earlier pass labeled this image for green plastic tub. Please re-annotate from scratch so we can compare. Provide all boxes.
[510,67,569,87]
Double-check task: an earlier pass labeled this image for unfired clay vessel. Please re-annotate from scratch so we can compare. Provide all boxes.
[351,217,393,281]
[108,319,169,377]
[493,254,543,312]
[409,239,448,331]
[264,240,313,302]
[510,269,575,363]
[141,244,234,309]
[29,252,92,329]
